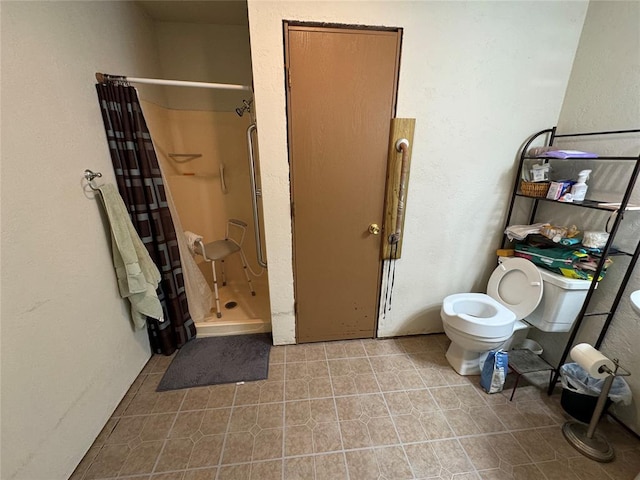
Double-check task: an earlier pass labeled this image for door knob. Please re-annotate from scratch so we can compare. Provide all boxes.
[368,223,381,235]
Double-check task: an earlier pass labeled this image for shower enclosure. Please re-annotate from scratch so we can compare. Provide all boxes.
[141,96,270,337]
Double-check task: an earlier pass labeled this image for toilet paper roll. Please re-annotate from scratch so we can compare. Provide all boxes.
[570,343,615,379]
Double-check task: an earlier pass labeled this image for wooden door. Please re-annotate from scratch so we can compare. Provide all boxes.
[285,24,401,342]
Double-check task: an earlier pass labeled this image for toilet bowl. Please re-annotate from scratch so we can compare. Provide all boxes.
[441,258,543,375]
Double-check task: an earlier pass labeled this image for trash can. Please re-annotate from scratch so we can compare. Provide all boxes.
[560,363,632,423]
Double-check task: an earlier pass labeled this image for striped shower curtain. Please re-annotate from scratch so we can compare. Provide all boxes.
[95,79,196,355]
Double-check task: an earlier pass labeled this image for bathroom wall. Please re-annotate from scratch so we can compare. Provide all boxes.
[1,2,165,479]
[247,0,589,344]
[154,22,253,112]
[532,1,640,434]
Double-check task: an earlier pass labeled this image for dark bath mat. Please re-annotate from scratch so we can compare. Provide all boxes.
[157,333,272,391]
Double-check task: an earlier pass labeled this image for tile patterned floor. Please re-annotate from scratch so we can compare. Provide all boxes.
[70,334,640,480]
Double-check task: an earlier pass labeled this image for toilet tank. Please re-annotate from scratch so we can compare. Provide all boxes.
[525,267,594,332]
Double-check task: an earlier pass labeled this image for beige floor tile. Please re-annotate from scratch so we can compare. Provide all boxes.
[180,388,211,411]
[486,433,533,466]
[345,449,380,480]
[314,452,349,479]
[376,371,405,391]
[393,414,428,443]
[443,408,482,436]
[306,360,330,378]
[430,386,462,410]
[367,415,400,446]
[205,384,235,409]
[340,419,372,449]
[151,470,184,480]
[251,428,283,461]
[284,456,314,480]
[256,402,283,429]
[185,436,223,469]
[217,463,251,480]
[284,425,314,456]
[233,383,261,405]
[404,441,442,478]
[84,444,130,479]
[312,421,342,453]
[269,345,285,364]
[307,377,333,398]
[259,381,284,403]
[228,405,258,432]
[220,431,254,464]
[331,376,358,396]
[286,400,311,426]
[119,440,163,476]
[285,379,310,400]
[249,459,282,480]
[182,467,217,480]
[286,362,308,381]
[374,445,413,480]
[170,411,204,439]
[459,435,501,471]
[199,408,231,435]
[309,398,337,423]
[73,335,640,480]
[430,439,474,474]
[154,438,194,472]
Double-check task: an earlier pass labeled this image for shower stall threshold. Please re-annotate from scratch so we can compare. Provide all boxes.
[195,318,271,338]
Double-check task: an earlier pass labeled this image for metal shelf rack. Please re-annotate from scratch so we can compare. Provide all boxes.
[500,127,640,395]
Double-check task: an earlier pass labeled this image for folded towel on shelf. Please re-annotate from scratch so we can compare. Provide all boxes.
[184,231,203,254]
[505,223,549,241]
[98,184,163,329]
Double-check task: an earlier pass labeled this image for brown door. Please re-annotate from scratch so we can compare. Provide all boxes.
[285,24,401,343]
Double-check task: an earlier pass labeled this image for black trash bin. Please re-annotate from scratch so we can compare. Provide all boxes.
[560,381,612,423]
[560,363,632,423]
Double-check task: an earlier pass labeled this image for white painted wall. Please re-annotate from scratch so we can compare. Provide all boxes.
[531,1,640,434]
[154,22,253,112]
[247,1,589,345]
[0,2,165,479]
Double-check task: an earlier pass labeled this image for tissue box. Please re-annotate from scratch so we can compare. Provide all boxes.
[546,180,574,200]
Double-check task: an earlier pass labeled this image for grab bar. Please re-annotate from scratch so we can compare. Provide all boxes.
[247,123,267,268]
[389,138,410,245]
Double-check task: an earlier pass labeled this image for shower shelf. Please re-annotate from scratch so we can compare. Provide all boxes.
[168,153,202,163]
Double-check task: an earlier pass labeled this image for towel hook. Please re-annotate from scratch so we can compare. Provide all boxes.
[84,169,103,191]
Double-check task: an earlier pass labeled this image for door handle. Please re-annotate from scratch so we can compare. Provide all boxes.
[368,223,381,235]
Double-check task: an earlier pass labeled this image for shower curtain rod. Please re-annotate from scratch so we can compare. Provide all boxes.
[95,72,252,92]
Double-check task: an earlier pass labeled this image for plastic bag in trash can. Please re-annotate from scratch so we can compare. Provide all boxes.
[560,363,632,406]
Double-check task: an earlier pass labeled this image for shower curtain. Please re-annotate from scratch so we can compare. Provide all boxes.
[95,79,196,355]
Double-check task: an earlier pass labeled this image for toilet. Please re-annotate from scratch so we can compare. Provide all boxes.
[441,257,593,375]
[441,258,543,375]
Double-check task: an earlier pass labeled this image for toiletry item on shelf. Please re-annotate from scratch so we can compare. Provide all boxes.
[540,224,579,243]
[530,163,550,182]
[570,170,592,202]
[537,150,598,159]
[583,231,610,249]
[527,146,556,157]
[546,180,575,200]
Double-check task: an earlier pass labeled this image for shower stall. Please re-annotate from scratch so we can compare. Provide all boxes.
[141,91,270,337]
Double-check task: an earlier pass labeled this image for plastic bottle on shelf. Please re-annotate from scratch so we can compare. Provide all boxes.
[570,169,591,202]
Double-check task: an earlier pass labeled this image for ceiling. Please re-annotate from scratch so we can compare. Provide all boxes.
[136,1,249,26]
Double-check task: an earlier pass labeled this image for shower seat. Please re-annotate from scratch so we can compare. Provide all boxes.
[193,219,255,318]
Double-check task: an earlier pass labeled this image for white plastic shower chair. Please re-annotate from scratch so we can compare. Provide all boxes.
[193,219,255,318]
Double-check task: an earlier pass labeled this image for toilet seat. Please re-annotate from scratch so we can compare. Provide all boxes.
[487,258,543,320]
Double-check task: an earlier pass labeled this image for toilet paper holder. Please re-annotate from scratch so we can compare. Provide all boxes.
[562,348,630,463]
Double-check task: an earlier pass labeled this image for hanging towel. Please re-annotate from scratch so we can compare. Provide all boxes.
[184,230,203,254]
[98,184,164,329]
